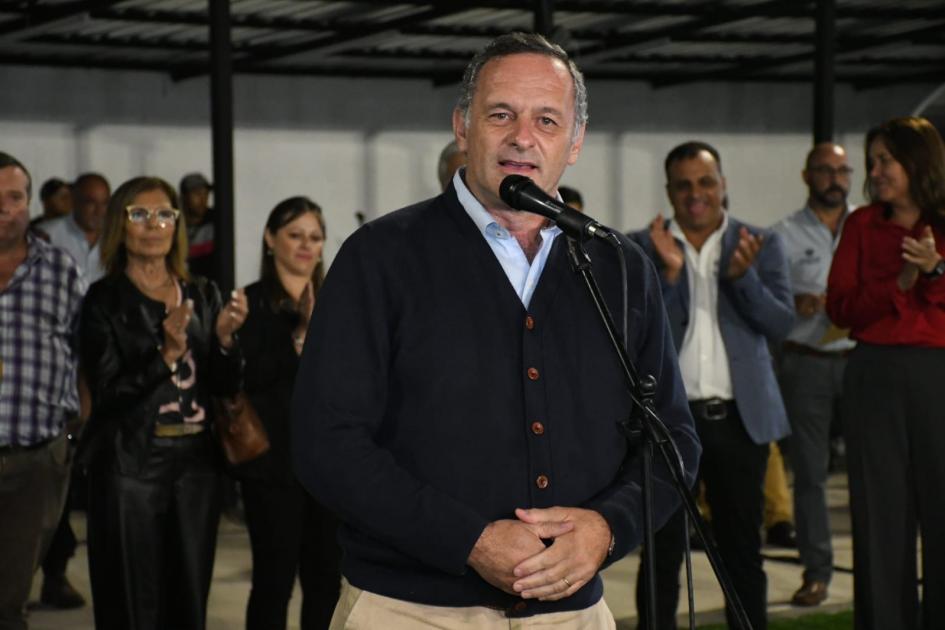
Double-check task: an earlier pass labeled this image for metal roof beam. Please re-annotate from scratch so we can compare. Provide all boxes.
[233,6,464,66]
[91,6,364,35]
[0,0,126,39]
[400,25,943,48]
[574,0,803,64]
[172,5,468,80]
[653,17,945,87]
[313,0,816,19]
[27,32,212,52]
[311,0,945,20]
[0,51,934,88]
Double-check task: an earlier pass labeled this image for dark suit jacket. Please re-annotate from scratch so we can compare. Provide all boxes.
[630,216,794,444]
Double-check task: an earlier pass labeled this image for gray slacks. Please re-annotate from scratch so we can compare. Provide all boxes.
[0,432,71,630]
[779,349,846,584]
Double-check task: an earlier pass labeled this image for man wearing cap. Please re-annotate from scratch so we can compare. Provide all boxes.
[180,173,216,282]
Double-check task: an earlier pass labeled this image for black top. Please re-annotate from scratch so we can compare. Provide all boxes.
[80,273,241,475]
[291,184,701,617]
[233,280,302,483]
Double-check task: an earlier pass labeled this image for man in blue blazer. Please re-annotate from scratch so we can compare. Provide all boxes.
[630,141,794,630]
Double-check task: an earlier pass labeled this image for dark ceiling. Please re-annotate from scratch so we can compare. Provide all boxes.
[1,0,943,89]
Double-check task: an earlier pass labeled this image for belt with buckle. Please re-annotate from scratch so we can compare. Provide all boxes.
[689,397,734,421]
[154,424,206,438]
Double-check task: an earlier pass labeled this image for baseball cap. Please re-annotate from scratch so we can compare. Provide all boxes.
[180,172,213,194]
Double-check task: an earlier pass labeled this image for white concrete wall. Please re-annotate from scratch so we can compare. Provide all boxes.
[1,65,934,286]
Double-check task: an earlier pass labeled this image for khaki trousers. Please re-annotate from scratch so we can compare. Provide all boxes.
[329,578,616,630]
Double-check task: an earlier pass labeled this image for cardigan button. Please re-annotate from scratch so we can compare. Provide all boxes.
[531,421,545,435]
[527,367,539,381]
[536,474,549,489]
[525,315,535,330]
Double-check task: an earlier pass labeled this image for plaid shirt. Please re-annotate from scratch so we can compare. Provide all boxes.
[0,234,86,446]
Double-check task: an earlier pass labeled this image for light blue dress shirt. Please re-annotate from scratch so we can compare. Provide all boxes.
[771,206,854,351]
[452,169,561,308]
[37,214,104,285]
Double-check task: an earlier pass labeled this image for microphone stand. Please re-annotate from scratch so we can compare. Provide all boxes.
[563,234,753,630]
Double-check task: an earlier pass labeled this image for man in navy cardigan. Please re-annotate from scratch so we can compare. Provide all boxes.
[631,141,794,630]
[292,33,700,628]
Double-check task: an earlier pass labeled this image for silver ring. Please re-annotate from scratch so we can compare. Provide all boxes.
[562,577,572,588]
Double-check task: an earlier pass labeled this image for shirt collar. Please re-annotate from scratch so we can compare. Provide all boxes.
[68,213,86,236]
[668,211,729,248]
[801,204,853,224]
[452,168,562,240]
[25,231,47,265]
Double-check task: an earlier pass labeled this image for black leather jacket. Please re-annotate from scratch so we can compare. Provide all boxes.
[79,273,241,475]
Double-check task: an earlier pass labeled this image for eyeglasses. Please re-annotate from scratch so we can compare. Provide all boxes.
[125,205,181,225]
[808,165,853,178]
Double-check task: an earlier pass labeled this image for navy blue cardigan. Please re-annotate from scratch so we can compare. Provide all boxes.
[291,185,700,617]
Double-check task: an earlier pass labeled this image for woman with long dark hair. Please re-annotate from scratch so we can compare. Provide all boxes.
[827,117,945,629]
[236,196,341,629]
[80,176,248,630]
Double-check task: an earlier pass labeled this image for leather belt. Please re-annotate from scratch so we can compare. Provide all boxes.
[0,433,59,455]
[689,397,735,421]
[154,424,206,438]
[783,340,851,359]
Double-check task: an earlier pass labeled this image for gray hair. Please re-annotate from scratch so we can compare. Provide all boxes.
[457,32,588,143]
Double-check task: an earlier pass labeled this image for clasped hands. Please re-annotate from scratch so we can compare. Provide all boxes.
[467,507,611,602]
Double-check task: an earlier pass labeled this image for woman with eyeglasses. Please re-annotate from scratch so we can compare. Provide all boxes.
[827,117,945,630]
[234,196,341,630]
[78,176,248,630]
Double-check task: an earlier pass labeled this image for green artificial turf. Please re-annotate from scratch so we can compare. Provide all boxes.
[698,609,853,629]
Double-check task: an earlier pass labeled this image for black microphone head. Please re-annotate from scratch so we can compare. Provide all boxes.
[499,174,534,209]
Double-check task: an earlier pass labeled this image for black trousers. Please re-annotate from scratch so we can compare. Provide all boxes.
[87,434,222,630]
[842,344,945,630]
[636,402,769,630]
[242,477,342,630]
[86,456,127,630]
[42,500,77,577]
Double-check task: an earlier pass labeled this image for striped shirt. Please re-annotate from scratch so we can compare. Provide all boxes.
[0,234,86,446]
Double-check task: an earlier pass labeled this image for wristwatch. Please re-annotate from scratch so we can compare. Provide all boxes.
[923,258,945,279]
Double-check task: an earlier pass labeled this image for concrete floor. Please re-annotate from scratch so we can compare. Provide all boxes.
[27,475,854,629]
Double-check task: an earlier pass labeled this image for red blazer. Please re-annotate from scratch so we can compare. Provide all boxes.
[827,203,945,348]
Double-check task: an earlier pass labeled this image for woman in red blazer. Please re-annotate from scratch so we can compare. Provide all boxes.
[827,116,945,630]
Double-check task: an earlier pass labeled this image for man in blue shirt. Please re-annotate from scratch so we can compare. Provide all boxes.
[292,32,700,628]
[38,173,110,285]
[771,142,855,607]
[33,172,109,610]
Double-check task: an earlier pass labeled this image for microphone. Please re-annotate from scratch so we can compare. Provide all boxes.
[499,175,609,242]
